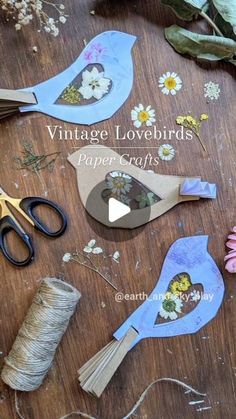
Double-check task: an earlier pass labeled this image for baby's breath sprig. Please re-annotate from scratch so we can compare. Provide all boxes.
[176,114,209,153]
[0,0,67,36]
[62,240,120,291]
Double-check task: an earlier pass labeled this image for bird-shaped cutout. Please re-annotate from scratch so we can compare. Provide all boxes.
[68,145,217,229]
[0,31,137,124]
[114,236,224,346]
[78,236,225,397]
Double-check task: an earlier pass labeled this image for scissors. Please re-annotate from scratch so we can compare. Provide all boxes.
[0,186,67,267]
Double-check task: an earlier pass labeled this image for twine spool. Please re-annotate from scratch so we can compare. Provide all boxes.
[1,277,81,391]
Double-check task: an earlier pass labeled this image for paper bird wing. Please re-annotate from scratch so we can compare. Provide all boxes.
[114,236,225,347]
[19,31,137,125]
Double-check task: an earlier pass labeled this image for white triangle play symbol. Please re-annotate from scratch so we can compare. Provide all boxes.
[108,197,131,223]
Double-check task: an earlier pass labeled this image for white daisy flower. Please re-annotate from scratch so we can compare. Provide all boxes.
[106,172,132,196]
[158,144,175,161]
[79,67,111,100]
[159,293,183,320]
[158,72,182,96]
[62,253,71,263]
[131,104,156,128]
[204,81,221,101]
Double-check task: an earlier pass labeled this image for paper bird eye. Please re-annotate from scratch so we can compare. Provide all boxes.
[156,272,203,324]
[102,171,161,209]
[56,64,112,106]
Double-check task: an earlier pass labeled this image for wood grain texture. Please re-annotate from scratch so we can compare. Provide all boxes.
[0,1,235,418]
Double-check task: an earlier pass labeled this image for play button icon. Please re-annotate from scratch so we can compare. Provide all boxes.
[108,198,131,223]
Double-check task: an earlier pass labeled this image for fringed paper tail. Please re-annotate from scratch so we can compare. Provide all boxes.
[78,327,138,398]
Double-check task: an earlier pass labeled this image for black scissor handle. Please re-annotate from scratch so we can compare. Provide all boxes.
[0,215,34,267]
[19,197,67,237]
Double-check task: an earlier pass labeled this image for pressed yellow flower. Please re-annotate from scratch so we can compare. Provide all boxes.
[200,113,209,121]
[178,274,191,290]
[170,281,182,296]
[176,116,185,125]
[175,113,208,153]
[62,85,80,104]
[170,274,192,295]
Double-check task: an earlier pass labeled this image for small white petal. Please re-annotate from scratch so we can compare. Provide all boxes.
[79,86,93,99]
[134,120,142,128]
[92,247,103,254]
[83,246,93,253]
[162,87,169,95]
[62,253,71,263]
[113,251,120,260]
[88,239,96,247]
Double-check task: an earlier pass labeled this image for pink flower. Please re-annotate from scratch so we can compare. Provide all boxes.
[225,226,236,273]
[84,50,94,62]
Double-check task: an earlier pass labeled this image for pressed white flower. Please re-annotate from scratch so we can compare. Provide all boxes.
[158,72,182,96]
[92,247,103,254]
[106,172,132,196]
[158,144,175,161]
[62,252,71,263]
[159,293,183,320]
[190,290,201,302]
[131,104,156,128]
[79,67,111,100]
[204,81,221,101]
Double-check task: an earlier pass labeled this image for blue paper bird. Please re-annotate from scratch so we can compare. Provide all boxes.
[78,236,225,397]
[17,31,137,124]
[114,236,225,348]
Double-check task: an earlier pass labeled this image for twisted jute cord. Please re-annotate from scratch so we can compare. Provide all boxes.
[1,277,81,392]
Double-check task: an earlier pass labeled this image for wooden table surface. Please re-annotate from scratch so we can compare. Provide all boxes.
[0,1,236,418]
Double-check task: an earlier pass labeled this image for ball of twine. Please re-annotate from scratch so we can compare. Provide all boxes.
[1,277,81,391]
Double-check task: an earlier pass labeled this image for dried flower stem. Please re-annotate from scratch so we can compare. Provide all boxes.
[71,251,118,291]
[14,142,60,173]
[193,132,207,153]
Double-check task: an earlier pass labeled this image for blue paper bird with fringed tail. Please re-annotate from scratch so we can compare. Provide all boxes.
[78,236,225,397]
[0,31,137,124]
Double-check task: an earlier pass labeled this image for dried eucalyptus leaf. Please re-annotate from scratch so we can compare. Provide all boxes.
[214,12,236,41]
[161,0,208,21]
[165,25,236,63]
[212,0,236,35]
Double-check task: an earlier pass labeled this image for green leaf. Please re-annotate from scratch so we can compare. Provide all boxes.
[161,0,208,21]
[214,12,236,41]
[165,25,236,62]
[212,0,236,35]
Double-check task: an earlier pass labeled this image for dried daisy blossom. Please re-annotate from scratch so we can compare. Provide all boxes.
[0,1,67,36]
[176,114,209,153]
[62,240,120,291]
